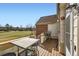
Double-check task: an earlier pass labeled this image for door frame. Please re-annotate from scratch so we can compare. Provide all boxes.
[65,6,74,56]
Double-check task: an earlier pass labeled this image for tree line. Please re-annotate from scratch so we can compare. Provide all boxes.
[0,24,35,31]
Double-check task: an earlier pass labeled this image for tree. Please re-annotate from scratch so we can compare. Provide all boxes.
[5,24,10,31]
[0,24,3,31]
[59,3,66,54]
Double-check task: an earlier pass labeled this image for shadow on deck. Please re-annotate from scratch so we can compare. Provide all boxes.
[38,39,63,56]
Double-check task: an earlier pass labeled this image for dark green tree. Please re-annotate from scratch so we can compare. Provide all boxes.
[5,24,10,31]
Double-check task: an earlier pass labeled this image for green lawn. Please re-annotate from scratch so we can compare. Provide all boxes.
[0,31,33,51]
[0,31,32,43]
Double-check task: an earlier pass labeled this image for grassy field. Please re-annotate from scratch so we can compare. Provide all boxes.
[0,31,34,51]
[0,31,33,42]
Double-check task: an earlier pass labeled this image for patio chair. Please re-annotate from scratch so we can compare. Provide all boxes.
[25,43,38,56]
[44,31,51,39]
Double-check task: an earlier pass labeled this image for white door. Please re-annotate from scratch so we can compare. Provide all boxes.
[65,8,74,56]
[48,23,58,38]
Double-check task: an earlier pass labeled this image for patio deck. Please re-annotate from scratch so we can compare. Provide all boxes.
[0,38,63,56]
[38,39,63,56]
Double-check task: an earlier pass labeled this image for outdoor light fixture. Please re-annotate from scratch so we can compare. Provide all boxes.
[57,20,59,22]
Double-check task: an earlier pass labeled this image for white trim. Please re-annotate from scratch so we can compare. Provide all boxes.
[70,8,74,56]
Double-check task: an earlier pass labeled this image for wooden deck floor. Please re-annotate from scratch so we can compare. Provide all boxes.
[38,39,63,56]
[0,38,63,56]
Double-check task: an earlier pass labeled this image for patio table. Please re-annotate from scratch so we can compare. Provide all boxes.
[10,37,39,56]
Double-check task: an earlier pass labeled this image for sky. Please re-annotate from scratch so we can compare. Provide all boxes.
[0,3,56,27]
